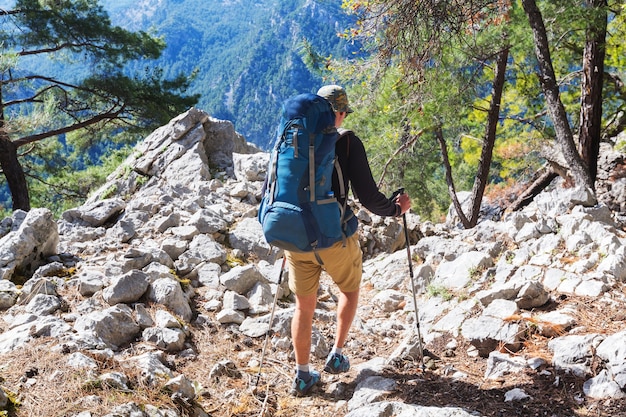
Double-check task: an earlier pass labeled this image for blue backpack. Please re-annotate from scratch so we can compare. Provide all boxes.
[258,93,347,253]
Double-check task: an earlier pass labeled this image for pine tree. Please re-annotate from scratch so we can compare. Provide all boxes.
[0,0,199,212]
[341,0,624,222]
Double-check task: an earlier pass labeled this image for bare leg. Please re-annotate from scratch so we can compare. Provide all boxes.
[292,292,318,366]
[334,288,360,348]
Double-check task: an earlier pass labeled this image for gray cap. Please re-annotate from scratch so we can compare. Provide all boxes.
[317,85,354,114]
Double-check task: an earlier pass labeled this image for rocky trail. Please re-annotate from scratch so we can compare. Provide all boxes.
[1,108,626,417]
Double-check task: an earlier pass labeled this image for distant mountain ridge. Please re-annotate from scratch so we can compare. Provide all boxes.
[102,0,359,149]
[0,0,357,211]
[0,0,358,148]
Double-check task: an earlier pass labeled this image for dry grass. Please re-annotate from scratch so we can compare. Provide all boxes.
[0,338,182,417]
[1,279,626,416]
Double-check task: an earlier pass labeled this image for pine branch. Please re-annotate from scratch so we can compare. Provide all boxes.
[18,42,107,56]
[13,107,124,147]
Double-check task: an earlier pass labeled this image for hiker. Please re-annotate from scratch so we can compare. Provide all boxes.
[288,85,411,396]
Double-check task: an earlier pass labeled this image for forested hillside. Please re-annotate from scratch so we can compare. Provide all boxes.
[103,0,359,149]
[1,0,357,148]
[0,0,359,214]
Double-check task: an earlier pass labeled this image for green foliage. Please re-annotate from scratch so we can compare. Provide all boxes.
[80,68,199,127]
[1,0,199,213]
[328,42,507,220]
[336,66,454,220]
[13,0,164,61]
[340,70,408,179]
[28,146,132,215]
[616,136,626,153]
[334,0,626,222]
[606,3,626,68]
[427,284,453,301]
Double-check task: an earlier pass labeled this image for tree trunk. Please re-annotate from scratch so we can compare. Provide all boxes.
[508,168,558,212]
[0,132,31,212]
[521,0,595,193]
[435,125,471,228]
[468,47,509,227]
[435,48,508,229]
[578,0,607,186]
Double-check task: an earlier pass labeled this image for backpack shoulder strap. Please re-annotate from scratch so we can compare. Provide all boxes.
[337,127,353,137]
[333,128,356,242]
[337,128,352,157]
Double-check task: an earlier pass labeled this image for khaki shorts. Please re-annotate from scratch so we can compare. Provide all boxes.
[286,233,363,296]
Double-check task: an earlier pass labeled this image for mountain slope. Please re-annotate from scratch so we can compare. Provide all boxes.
[105,0,359,149]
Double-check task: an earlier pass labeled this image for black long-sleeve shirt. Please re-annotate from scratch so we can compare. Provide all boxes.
[332,130,400,218]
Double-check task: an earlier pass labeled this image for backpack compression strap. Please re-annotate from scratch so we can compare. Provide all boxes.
[309,133,316,202]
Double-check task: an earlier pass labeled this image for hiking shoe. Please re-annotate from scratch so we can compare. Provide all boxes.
[324,353,350,374]
[291,370,320,396]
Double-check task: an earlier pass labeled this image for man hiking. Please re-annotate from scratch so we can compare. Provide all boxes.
[288,85,411,396]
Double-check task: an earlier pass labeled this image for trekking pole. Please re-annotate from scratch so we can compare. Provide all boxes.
[253,256,287,391]
[398,190,426,371]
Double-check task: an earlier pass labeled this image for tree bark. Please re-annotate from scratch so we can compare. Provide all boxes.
[435,125,471,228]
[0,133,30,211]
[603,73,626,138]
[508,168,558,212]
[578,0,607,186]
[468,47,509,227]
[521,0,595,193]
[435,48,509,229]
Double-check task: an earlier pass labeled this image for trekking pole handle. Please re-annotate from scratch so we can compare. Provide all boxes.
[391,187,405,200]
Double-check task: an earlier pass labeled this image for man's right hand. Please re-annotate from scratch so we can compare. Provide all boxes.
[395,192,411,215]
